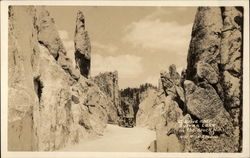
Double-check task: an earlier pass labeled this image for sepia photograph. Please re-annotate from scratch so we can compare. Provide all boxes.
[1,0,250,158]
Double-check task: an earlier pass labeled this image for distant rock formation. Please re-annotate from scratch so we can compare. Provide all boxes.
[8,6,110,151]
[151,7,243,152]
[121,83,157,124]
[93,71,122,123]
[74,11,91,78]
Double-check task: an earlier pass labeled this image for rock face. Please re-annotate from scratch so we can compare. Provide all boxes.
[220,7,243,126]
[74,11,91,78]
[184,80,234,136]
[148,6,243,152]
[186,7,222,84]
[148,65,186,152]
[160,64,184,102]
[93,71,122,123]
[120,83,157,124]
[36,7,66,60]
[8,6,38,151]
[36,7,80,80]
[136,89,164,130]
[8,6,109,151]
[8,6,244,153]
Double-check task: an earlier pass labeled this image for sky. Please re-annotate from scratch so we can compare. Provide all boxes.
[46,6,197,89]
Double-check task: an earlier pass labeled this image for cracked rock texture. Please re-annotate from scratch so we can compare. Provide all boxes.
[8,6,109,151]
[155,7,243,152]
[142,7,243,152]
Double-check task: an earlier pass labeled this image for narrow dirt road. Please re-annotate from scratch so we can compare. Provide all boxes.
[60,124,156,152]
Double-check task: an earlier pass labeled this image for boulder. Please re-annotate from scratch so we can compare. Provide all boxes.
[184,80,233,135]
[197,61,219,84]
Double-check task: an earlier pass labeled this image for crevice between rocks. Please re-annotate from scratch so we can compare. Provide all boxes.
[33,76,43,103]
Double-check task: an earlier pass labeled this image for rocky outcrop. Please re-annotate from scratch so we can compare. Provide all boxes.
[184,6,243,152]
[93,71,122,123]
[8,6,38,151]
[36,7,66,60]
[220,7,243,126]
[151,6,243,152]
[136,70,186,151]
[120,83,157,124]
[186,7,222,84]
[155,96,187,152]
[32,46,108,151]
[8,6,109,151]
[146,65,186,152]
[160,64,185,102]
[36,7,80,80]
[136,89,164,130]
[74,11,91,78]
[184,80,234,136]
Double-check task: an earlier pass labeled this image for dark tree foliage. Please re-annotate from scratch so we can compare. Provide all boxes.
[120,83,157,97]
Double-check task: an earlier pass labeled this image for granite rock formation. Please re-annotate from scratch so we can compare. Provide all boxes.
[74,11,91,78]
[120,83,157,124]
[35,7,80,80]
[148,65,186,152]
[7,5,244,153]
[136,89,164,130]
[152,6,243,152]
[93,71,122,123]
[136,68,186,151]
[8,6,109,151]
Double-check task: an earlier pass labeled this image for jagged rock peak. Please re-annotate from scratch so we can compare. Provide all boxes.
[76,10,85,31]
[36,7,67,59]
[36,7,80,80]
[74,10,91,78]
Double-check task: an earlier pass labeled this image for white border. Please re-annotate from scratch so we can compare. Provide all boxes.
[1,1,249,158]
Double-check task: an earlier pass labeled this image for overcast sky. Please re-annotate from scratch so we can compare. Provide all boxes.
[46,6,197,89]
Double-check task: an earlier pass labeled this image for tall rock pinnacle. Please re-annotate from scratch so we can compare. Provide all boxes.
[74,11,91,78]
[186,7,223,83]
